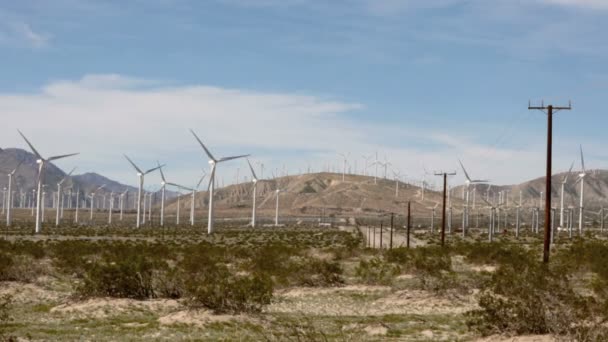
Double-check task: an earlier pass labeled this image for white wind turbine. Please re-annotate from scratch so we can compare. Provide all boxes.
[89,184,105,222]
[275,187,285,226]
[5,159,23,227]
[246,158,267,228]
[55,167,76,227]
[559,162,574,230]
[124,155,163,228]
[458,159,489,231]
[168,172,206,226]
[190,129,249,234]
[158,162,167,227]
[119,189,128,221]
[338,153,350,181]
[392,170,402,197]
[576,145,588,235]
[18,130,79,233]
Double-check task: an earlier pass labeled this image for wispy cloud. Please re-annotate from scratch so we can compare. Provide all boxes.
[540,0,608,10]
[0,21,50,48]
[0,74,557,187]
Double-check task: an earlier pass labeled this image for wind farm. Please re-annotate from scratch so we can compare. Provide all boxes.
[3,1,608,341]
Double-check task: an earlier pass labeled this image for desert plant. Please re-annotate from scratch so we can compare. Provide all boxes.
[355,257,400,285]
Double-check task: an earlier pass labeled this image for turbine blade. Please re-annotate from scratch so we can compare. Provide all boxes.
[157,161,166,182]
[246,158,258,180]
[218,154,250,162]
[17,130,43,159]
[458,159,472,182]
[124,155,143,174]
[190,129,216,161]
[207,164,217,191]
[10,159,24,175]
[196,173,207,189]
[144,164,164,175]
[48,153,79,161]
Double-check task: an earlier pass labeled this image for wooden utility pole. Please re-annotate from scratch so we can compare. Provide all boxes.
[435,171,457,247]
[407,202,411,248]
[528,101,572,263]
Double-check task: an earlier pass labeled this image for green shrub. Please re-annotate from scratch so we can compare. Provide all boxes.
[184,264,273,314]
[355,257,400,285]
[295,259,344,287]
[466,253,606,339]
[79,256,166,299]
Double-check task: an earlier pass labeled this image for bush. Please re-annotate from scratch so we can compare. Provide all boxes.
[184,264,273,314]
[355,257,400,285]
[79,256,166,299]
[466,251,607,339]
[295,259,344,287]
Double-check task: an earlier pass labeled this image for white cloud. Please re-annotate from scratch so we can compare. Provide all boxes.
[0,74,559,188]
[0,21,50,48]
[540,0,608,9]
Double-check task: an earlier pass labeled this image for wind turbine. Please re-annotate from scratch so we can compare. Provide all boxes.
[189,129,249,234]
[458,159,489,231]
[119,189,128,221]
[158,162,167,227]
[5,159,23,226]
[89,184,105,223]
[275,188,285,226]
[246,158,267,228]
[55,167,76,227]
[576,145,588,235]
[392,170,402,197]
[559,162,574,230]
[124,155,163,228]
[168,173,206,226]
[18,130,79,233]
[338,153,350,181]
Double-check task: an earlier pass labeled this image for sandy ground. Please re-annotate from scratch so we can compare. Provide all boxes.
[268,285,476,316]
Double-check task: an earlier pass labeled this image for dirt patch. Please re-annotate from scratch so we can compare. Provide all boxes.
[50,298,180,319]
[475,335,556,342]
[277,285,391,298]
[471,265,497,273]
[268,286,475,316]
[364,324,388,336]
[158,310,243,327]
[0,282,65,304]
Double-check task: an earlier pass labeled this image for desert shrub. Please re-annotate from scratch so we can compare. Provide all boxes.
[355,257,400,285]
[466,252,607,339]
[79,255,167,299]
[0,253,13,281]
[295,259,344,287]
[183,264,273,314]
[0,294,15,341]
[456,241,529,266]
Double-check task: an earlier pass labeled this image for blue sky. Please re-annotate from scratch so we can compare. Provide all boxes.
[1,0,607,189]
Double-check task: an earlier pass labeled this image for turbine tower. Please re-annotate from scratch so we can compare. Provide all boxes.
[55,167,76,227]
[158,162,167,227]
[559,162,574,230]
[124,155,163,228]
[89,185,105,222]
[246,158,266,228]
[576,145,588,235]
[5,159,23,227]
[458,159,489,231]
[18,130,79,233]
[189,129,249,234]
